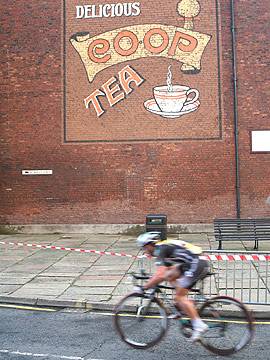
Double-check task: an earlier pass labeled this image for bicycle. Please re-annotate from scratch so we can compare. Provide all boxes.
[113,271,254,356]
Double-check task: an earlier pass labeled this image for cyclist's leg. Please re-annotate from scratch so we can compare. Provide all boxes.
[174,288,208,342]
[165,260,209,320]
[174,286,199,319]
[175,259,210,341]
[165,264,200,320]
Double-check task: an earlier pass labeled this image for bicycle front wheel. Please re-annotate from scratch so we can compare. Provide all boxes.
[199,296,254,356]
[114,292,168,349]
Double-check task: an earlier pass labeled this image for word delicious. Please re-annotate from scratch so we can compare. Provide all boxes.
[84,65,144,117]
[76,2,141,19]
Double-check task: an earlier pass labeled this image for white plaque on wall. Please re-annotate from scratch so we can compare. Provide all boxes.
[22,170,53,175]
[251,131,270,152]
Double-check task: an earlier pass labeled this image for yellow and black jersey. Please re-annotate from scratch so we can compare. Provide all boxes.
[153,239,202,269]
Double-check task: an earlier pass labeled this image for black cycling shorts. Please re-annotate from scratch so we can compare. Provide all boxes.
[176,259,209,289]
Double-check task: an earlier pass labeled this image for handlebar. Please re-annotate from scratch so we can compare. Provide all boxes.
[130,272,174,290]
[131,273,150,280]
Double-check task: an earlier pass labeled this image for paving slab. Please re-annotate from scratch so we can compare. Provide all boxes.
[0,285,22,294]
[2,265,52,273]
[29,276,74,284]
[73,278,121,287]
[11,282,70,296]
[12,286,66,294]
[62,286,114,296]
[40,271,83,277]
[84,270,127,276]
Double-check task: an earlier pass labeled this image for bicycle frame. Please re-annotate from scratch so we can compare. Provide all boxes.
[131,272,227,333]
[132,271,207,306]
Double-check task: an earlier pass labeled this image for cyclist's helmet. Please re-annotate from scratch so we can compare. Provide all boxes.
[136,232,161,248]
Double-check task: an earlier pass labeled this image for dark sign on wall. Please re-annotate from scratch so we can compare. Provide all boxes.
[63,0,222,143]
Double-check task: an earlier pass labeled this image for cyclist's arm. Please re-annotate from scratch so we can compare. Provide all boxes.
[143,245,172,290]
[143,266,167,290]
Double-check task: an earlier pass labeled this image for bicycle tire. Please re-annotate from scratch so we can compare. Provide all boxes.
[114,292,168,349]
[199,295,254,356]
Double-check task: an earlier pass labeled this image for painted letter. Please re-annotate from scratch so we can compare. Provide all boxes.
[114,3,124,17]
[114,30,139,56]
[111,3,116,17]
[102,4,111,17]
[84,89,105,117]
[131,2,141,16]
[144,28,169,54]
[88,39,111,63]
[84,5,92,19]
[101,76,125,107]
[168,31,198,55]
[119,65,144,95]
[123,3,133,17]
[76,6,85,19]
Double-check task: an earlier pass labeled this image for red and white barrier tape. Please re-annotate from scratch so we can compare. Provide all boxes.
[0,241,137,258]
[201,254,270,262]
[0,240,269,261]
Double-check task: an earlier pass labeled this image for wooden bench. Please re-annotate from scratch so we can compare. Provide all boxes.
[214,218,270,250]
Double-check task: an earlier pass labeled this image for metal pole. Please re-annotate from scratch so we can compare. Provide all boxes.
[230,0,241,218]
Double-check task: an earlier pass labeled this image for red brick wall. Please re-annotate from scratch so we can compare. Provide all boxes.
[235,0,270,217]
[0,0,269,225]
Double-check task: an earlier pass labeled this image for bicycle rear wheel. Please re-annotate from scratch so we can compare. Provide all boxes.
[114,292,168,349]
[199,295,254,356]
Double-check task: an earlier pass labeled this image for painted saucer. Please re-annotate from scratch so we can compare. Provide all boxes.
[144,98,200,119]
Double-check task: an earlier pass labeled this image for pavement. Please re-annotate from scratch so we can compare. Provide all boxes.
[0,232,269,317]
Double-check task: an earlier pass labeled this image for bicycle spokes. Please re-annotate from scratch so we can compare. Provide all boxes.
[199,296,254,356]
[114,293,168,349]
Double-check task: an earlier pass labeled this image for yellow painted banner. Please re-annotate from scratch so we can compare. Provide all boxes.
[70,24,211,83]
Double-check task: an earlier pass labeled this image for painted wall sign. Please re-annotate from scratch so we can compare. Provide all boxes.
[70,25,211,83]
[63,0,222,142]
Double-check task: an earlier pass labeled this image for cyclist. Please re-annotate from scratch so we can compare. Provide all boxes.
[135,231,210,342]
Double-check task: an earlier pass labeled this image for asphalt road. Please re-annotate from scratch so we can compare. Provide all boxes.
[0,305,269,360]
